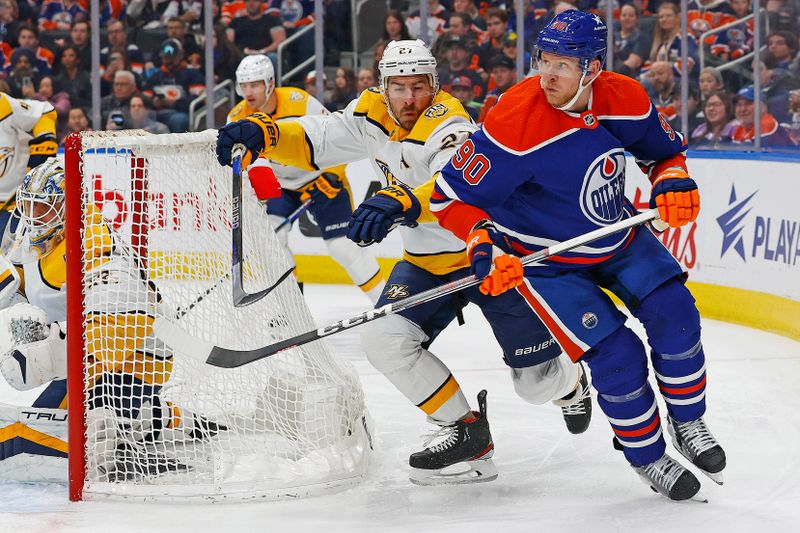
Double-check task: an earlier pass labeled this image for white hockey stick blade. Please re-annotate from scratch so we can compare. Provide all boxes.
[151,317,214,363]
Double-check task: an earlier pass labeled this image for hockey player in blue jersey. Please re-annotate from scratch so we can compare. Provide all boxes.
[431,9,726,501]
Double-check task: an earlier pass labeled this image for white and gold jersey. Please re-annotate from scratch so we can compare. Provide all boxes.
[0,93,57,203]
[227,87,334,190]
[266,88,478,275]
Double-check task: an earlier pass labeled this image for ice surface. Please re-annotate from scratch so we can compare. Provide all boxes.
[2,284,799,533]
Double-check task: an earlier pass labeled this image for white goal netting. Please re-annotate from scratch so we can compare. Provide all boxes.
[67,130,372,502]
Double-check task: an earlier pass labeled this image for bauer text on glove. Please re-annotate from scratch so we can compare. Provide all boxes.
[346,184,421,246]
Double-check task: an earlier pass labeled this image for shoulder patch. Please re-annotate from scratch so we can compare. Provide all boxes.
[367,87,381,94]
[289,90,306,101]
[424,103,449,119]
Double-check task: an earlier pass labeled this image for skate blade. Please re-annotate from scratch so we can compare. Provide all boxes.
[703,470,724,485]
[648,485,709,503]
[409,459,498,486]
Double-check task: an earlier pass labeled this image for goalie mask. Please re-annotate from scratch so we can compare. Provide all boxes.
[7,159,66,262]
[378,40,439,124]
[235,54,276,102]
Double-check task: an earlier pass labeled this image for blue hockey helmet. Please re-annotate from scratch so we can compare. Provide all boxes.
[536,10,608,71]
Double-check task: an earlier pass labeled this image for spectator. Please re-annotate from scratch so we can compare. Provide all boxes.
[329,67,357,112]
[691,91,737,147]
[447,75,482,121]
[229,0,286,65]
[39,0,89,31]
[101,48,143,99]
[161,0,203,26]
[356,67,377,94]
[61,106,91,144]
[212,22,243,84]
[500,33,530,75]
[439,36,486,101]
[35,75,71,134]
[648,2,699,78]
[669,84,703,135]
[405,0,450,40]
[757,59,800,124]
[507,0,540,46]
[102,20,145,76]
[764,31,798,70]
[478,54,516,123]
[477,7,508,70]
[7,48,40,99]
[731,86,795,147]
[304,70,330,106]
[789,89,800,144]
[54,45,91,108]
[382,10,412,43]
[166,17,203,64]
[432,12,480,64]
[646,61,678,121]
[613,3,649,79]
[101,70,138,126]
[114,94,171,134]
[0,0,20,49]
[698,66,725,102]
[451,0,485,30]
[54,20,92,73]
[15,24,55,75]
[144,39,206,132]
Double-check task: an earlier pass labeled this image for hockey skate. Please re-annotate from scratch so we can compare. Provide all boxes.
[553,362,592,434]
[409,389,497,485]
[667,416,726,485]
[633,453,706,502]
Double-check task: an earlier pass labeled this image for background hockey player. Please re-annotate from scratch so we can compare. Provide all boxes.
[0,91,57,238]
[228,55,385,303]
[217,39,592,486]
[0,160,219,482]
[431,10,726,502]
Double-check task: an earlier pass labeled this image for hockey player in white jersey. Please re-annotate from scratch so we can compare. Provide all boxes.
[229,55,385,303]
[0,92,58,237]
[217,40,592,485]
[0,160,219,482]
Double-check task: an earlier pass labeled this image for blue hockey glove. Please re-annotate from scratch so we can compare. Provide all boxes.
[347,183,421,247]
[467,220,523,296]
[216,113,279,167]
[300,173,343,204]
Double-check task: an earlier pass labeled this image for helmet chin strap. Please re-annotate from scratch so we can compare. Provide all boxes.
[551,68,601,112]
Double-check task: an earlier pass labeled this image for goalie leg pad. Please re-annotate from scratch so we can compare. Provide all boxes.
[510,352,580,405]
[0,403,68,482]
[0,323,66,391]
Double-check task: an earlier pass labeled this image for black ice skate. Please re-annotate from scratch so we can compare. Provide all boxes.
[103,440,192,482]
[667,416,726,485]
[553,362,592,434]
[633,453,706,502]
[409,389,497,485]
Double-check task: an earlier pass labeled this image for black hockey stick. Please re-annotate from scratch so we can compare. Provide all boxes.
[152,209,662,368]
[274,198,313,233]
[231,144,295,307]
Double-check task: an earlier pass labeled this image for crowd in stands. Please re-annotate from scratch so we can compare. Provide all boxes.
[1,0,799,149]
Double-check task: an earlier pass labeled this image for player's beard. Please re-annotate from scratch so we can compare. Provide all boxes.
[540,77,578,109]
[395,103,423,130]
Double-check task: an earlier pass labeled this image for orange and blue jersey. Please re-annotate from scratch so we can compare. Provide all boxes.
[431,71,687,269]
[38,0,89,31]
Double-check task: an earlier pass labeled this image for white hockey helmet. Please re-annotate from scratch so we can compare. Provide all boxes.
[8,158,66,262]
[378,39,439,97]
[235,54,275,99]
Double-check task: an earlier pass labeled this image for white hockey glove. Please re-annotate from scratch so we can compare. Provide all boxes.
[0,303,67,391]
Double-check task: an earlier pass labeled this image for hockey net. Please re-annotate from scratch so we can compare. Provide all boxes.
[64,130,372,502]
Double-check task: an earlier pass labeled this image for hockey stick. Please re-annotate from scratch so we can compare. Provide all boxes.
[274,198,313,233]
[152,208,662,368]
[231,144,295,307]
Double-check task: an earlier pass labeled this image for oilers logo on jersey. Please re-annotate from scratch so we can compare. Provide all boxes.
[580,149,626,226]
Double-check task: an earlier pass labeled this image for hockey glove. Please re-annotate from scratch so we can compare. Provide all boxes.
[347,183,421,247]
[216,112,280,167]
[300,173,343,204]
[650,168,700,228]
[467,220,524,296]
